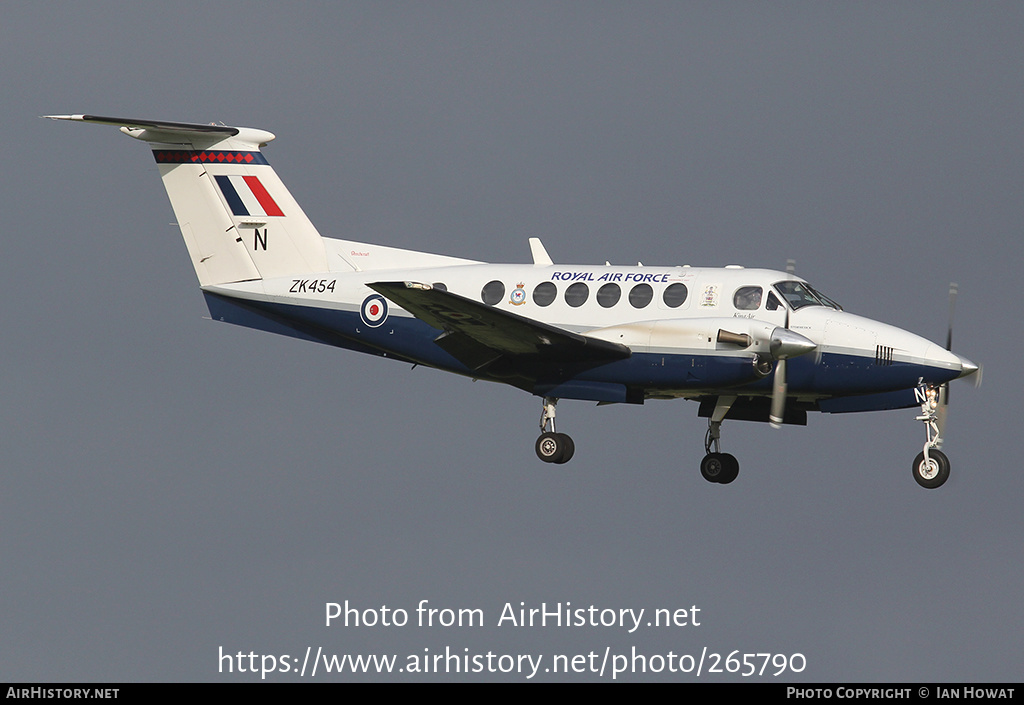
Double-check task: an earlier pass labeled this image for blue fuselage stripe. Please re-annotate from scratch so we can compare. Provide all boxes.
[205,295,961,398]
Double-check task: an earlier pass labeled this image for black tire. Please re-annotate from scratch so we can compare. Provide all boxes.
[912,449,950,489]
[718,453,740,484]
[700,453,724,483]
[536,432,564,463]
[553,434,575,464]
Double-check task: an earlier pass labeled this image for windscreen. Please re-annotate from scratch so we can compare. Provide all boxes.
[774,281,842,310]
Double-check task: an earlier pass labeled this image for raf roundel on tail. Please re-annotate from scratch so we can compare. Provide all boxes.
[46,114,979,488]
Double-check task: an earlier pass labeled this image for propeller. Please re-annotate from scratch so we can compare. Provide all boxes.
[770,358,789,429]
[769,308,816,428]
[935,283,956,439]
[936,282,982,441]
[946,282,957,352]
[769,308,790,429]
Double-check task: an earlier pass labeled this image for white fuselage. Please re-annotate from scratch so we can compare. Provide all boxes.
[204,247,969,402]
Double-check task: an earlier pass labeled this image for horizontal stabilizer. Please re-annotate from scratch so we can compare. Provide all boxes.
[44,114,240,136]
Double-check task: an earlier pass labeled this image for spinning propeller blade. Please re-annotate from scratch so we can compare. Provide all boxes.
[770,357,788,429]
[937,282,982,439]
[935,283,956,439]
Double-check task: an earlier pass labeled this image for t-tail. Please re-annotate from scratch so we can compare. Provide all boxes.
[45,115,330,286]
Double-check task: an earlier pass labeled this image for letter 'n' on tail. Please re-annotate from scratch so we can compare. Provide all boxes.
[44,115,329,286]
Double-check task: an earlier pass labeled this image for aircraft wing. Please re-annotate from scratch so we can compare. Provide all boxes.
[368,281,631,372]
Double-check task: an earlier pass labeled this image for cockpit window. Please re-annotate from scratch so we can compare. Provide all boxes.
[808,285,843,311]
[773,281,841,310]
[733,286,763,310]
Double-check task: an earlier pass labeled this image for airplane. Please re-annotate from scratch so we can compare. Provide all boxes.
[46,114,979,488]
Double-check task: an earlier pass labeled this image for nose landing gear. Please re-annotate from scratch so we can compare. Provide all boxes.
[913,384,950,488]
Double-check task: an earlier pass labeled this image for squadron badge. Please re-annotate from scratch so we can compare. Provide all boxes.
[509,282,527,306]
[700,284,720,308]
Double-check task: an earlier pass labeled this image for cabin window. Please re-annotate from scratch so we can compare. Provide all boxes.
[629,283,653,308]
[766,291,782,311]
[597,283,621,308]
[733,286,762,311]
[662,283,688,308]
[564,282,589,307]
[481,280,505,306]
[532,281,557,307]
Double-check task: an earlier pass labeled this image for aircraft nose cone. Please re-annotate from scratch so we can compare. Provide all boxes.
[770,327,817,359]
[955,354,979,379]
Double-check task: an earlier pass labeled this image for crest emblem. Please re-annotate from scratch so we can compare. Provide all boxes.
[700,284,719,308]
[509,282,527,306]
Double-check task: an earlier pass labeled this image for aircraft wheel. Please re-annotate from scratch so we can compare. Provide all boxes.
[912,449,950,489]
[700,453,724,483]
[536,432,566,463]
[718,453,740,484]
[553,434,575,464]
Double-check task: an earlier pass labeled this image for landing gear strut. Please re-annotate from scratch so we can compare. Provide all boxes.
[701,396,739,484]
[912,384,950,488]
[535,397,574,464]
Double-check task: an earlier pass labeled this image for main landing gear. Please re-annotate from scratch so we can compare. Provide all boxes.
[701,421,739,484]
[701,396,739,484]
[912,384,950,489]
[536,397,575,464]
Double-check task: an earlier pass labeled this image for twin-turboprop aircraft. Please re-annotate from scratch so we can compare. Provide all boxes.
[47,114,979,488]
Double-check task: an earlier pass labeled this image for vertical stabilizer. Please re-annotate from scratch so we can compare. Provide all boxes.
[45,115,331,286]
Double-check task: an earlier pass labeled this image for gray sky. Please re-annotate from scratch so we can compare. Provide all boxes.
[3,2,1021,682]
